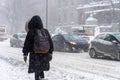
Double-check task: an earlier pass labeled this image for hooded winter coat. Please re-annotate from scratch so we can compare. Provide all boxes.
[25,19,30,32]
[22,15,54,73]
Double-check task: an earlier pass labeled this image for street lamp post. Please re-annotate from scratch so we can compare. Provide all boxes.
[46,0,48,29]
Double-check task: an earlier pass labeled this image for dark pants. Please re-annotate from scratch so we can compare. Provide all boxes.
[35,71,44,80]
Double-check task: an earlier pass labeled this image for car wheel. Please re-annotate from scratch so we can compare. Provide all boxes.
[64,43,72,52]
[84,49,88,52]
[10,43,13,47]
[117,53,120,61]
[16,42,21,48]
[89,48,97,58]
[18,42,22,48]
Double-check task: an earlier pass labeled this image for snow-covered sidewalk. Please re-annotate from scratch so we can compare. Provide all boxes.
[0,58,34,80]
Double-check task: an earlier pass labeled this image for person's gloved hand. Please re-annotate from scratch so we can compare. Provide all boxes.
[48,54,52,61]
[23,56,27,63]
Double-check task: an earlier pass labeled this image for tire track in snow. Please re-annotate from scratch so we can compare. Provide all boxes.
[52,52,120,80]
[51,62,120,80]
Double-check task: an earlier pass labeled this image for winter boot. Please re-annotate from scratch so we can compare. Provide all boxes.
[41,78,48,80]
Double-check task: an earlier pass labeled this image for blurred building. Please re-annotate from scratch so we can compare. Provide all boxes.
[77,0,120,25]
[51,0,91,32]
[1,0,120,34]
[50,0,120,33]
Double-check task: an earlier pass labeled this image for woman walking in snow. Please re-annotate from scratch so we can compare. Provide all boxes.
[22,15,54,80]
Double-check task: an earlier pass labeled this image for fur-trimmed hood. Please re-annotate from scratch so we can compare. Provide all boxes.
[28,15,43,30]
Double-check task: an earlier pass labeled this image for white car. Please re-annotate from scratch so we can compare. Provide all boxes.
[10,33,27,48]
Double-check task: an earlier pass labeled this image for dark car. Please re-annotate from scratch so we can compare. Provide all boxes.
[10,33,27,48]
[89,32,120,60]
[52,34,89,52]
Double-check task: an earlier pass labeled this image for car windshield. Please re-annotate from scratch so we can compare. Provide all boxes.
[113,33,120,41]
[63,34,84,41]
[19,34,26,38]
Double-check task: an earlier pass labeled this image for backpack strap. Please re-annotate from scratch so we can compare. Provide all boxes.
[41,28,49,38]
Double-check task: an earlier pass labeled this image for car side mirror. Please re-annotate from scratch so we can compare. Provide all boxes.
[112,40,118,44]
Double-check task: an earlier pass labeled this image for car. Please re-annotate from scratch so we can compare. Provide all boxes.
[0,25,8,41]
[0,33,8,41]
[10,33,27,48]
[52,34,89,52]
[89,32,120,60]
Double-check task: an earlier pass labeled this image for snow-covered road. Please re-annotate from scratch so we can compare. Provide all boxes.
[0,39,120,80]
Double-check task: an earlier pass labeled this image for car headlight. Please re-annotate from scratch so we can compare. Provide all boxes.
[69,42,76,45]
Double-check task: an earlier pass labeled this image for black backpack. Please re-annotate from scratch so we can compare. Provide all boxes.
[34,29,50,53]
